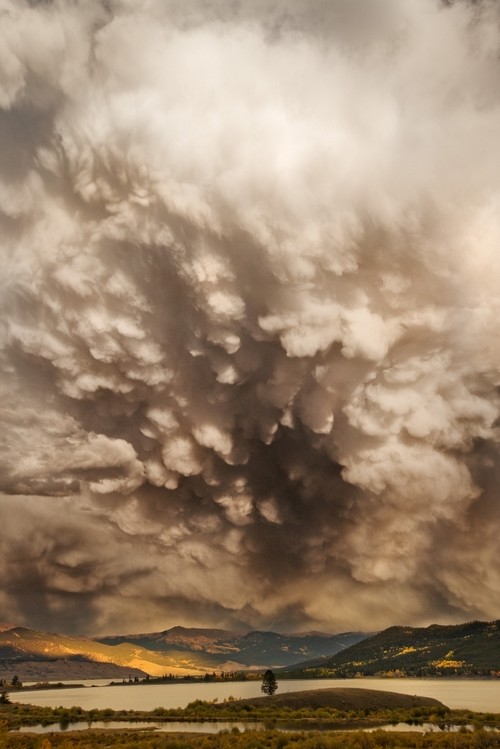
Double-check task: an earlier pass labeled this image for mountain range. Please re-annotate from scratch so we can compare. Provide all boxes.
[0,625,367,681]
[2,619,499,683]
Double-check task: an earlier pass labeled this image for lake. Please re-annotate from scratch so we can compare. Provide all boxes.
[11,678,500,713]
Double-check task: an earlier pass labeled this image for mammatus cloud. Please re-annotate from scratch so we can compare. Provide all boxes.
[1,0,500,635]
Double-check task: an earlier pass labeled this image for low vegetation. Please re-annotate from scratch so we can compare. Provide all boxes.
[0,688,444,730]
[2,728,500,749]
[1,687,500,748]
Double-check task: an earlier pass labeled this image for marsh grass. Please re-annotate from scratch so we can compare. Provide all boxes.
[2,692,500,749]
[2,727,500,749]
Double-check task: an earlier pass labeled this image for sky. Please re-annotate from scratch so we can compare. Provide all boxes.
[1,0,500,638]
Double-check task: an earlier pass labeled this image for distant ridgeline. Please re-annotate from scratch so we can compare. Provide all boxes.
[2,620,500,681]
[0,624,369,679]
[283,620,500,678]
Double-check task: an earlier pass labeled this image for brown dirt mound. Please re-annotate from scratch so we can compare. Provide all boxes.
[221,687,446,711]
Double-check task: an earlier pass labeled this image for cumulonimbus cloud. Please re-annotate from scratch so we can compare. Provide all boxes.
[1,0,500,635]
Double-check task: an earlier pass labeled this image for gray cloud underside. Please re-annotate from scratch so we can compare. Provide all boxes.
[1,0,500,635]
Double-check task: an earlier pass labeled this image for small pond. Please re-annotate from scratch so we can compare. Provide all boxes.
[14,720,262,735]
[12,720,486,735]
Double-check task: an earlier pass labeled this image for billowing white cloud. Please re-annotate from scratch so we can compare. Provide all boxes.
[1,0,500,635]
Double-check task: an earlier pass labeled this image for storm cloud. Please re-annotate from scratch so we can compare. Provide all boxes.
[1,0,500,636]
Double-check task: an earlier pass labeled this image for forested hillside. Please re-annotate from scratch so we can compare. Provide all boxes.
[285,620,500,678]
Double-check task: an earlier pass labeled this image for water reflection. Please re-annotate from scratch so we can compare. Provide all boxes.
[14,720,262,735]
[13,720,492,736]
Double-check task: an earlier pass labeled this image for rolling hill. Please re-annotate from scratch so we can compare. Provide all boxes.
[284,620,500,678]
[210,687,445,711]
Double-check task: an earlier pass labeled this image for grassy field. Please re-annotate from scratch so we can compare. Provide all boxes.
[213,688,445,710]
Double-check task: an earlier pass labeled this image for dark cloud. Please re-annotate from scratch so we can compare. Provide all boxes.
[1,0,500,636]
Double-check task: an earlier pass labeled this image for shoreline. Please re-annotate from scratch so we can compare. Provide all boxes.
[10,673,500,693]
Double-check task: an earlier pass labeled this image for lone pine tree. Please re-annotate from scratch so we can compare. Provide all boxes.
[261,669,278,695]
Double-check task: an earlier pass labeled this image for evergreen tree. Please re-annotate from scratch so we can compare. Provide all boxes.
[261,669,278,695]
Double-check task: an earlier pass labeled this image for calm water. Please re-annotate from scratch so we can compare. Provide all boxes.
[14,720,261,735]
[13,720,484,736]
[12,678,500,713]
